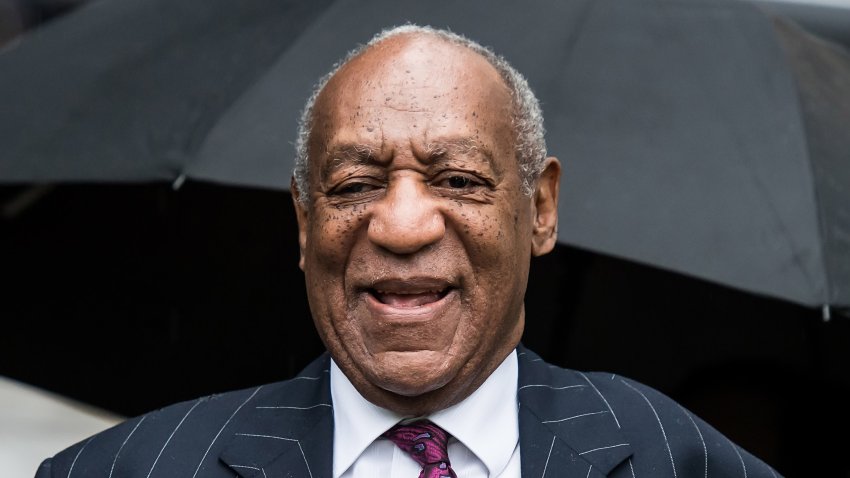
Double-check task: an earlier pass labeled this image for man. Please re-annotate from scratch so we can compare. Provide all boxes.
[36,25,781,477]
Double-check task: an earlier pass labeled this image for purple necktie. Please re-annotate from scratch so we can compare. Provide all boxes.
[383,420,458,478]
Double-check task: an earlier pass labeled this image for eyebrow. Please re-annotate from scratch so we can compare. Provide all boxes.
[425,137,500,175]
[321,144,378,180]
[424,137,493,162]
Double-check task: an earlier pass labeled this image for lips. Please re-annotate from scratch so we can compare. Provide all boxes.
[364,278,455,310]
[357,277,461,352]
[371,288,450,308]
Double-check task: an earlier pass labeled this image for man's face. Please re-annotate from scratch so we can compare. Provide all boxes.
[294,35,559,414]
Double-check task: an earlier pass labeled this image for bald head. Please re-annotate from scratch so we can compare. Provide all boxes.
[293,25,547,201]
[317,33,509,119]
[309,33,514,185]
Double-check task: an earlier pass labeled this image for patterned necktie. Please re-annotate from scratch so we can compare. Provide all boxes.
[383,420,458,478]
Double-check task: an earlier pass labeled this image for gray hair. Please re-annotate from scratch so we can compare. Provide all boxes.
[293,24,547,201]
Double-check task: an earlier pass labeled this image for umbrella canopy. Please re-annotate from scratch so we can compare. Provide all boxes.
[0,0,332,182]
[1,0,848,312]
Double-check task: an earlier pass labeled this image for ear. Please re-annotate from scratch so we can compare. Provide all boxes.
[531,157,561,257]
[291,177,309,271]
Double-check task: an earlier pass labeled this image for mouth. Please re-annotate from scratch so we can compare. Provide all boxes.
[364,278,456,309]
[368,287,452,308]
[357,277,461,352]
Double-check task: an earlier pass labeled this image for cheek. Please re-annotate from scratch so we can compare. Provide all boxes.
[451,200,530,264]
[450,199,532,317]
[307,203,370,265]
[303,205,369,320]
[304,205,370,344]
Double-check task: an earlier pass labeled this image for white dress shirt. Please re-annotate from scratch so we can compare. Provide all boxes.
[331,351,521,478]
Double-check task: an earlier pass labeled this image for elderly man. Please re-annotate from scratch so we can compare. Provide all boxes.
[36,26,780,478]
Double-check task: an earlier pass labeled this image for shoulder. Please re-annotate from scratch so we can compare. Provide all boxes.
[37,354,331,478]
[589,372,781,477]
[517,347,782,477]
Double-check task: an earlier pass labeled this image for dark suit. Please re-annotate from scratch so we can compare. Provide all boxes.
[36,347,780,477]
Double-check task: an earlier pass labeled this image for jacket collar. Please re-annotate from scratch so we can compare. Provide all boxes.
[219,354,334,478]
[219,347,632,477]
[517,345,633,476]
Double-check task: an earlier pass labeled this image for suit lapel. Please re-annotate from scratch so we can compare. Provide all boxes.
[218,347,631,477]
[518,346,633,477]
[219,354,334,478]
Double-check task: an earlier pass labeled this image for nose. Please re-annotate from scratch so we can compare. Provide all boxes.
[368,178,445,254]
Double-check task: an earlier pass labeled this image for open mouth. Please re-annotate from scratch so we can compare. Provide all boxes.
[368,287,452,308]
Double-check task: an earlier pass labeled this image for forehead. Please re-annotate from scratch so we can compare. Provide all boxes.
[309,34,514,153]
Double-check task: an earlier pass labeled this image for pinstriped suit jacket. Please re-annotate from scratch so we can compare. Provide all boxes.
[36,346,781,477]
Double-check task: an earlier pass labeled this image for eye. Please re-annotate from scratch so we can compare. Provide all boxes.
[435,173,483,191]
[329,180,382,198]
[447,176,471,189]
[338,182,374,195]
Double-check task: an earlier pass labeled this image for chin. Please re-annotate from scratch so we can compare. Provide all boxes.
[377,370,452,397]
[367,350,459,397]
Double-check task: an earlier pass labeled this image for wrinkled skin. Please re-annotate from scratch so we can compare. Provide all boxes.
[293,34,560,416]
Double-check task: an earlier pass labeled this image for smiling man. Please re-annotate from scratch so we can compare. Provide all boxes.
[293,27,557,423]
[36,25,780,478]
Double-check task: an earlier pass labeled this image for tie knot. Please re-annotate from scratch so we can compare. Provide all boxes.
[383,420,457,478]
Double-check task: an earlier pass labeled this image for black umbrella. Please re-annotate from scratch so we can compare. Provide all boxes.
[548,7,850,317]
[1,0,848,312]
[0,0,332,182]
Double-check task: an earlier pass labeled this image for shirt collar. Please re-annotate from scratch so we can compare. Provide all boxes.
[330,350,519,477]
[430,350,519,476]
[330,361,405,478]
